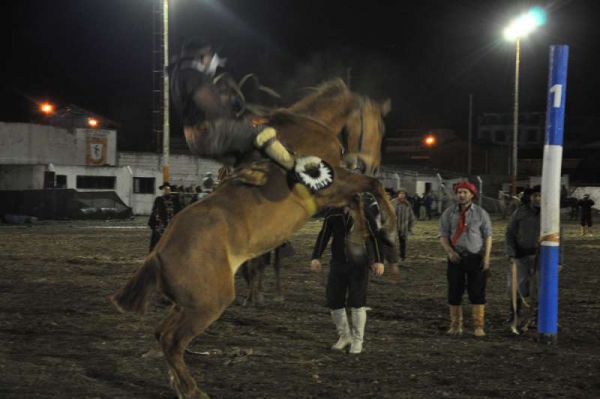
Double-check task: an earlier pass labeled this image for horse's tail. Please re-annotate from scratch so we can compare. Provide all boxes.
[110,255,160,315]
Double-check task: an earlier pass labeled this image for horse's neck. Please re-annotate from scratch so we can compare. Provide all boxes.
[305,110,349,134]
[287,84,356,135]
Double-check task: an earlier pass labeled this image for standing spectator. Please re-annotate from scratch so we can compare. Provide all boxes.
[568,197,579,221]
[439,181,492,337]
[191,185,205,203]
[310,196,385,354]
[578,194,595,236]
[202,172,215,192]
[413,194,423,221]
[424,191,434,220]
[391,188,416,262]
[148,182,182,252]
[505,186,541,330]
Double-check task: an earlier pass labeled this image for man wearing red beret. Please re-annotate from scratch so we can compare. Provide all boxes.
[439,181,492,337]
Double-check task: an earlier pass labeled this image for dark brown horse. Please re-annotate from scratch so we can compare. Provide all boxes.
[111,79,395,399]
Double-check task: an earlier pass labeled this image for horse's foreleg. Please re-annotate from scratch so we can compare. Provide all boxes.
[273,247,284,302]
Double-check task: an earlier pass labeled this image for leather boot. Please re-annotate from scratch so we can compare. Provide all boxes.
[349,307,366,354]
[446,305,463,335]
[255,127,295,170]
[330,308,352,351]
[472,304,486,337]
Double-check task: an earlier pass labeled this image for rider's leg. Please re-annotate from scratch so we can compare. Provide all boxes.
[185,120,295,170]
[254,127,295,170]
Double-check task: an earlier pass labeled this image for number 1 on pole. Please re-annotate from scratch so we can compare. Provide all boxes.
[549,84,562,108]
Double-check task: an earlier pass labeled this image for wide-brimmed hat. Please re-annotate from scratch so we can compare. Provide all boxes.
[158,182,172,190]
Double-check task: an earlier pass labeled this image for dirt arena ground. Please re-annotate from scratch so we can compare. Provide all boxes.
[1,216,599,398]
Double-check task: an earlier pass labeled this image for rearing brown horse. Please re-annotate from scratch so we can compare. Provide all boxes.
[111,79,395,399]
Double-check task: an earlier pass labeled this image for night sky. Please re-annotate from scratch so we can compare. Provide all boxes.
[3,0,599,150]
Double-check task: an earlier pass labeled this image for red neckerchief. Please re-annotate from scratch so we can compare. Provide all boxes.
[451,203,471,247]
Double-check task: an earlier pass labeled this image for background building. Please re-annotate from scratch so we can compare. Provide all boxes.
[0,122,218,216]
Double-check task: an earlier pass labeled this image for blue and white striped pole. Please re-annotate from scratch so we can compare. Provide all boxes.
[539,45,569,344]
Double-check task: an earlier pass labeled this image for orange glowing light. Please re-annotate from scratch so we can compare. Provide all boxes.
[87,117,99,128]
[424,134,437,147]
[40,102,55,115]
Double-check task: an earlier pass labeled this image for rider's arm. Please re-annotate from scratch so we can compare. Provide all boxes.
[311,213,334,260]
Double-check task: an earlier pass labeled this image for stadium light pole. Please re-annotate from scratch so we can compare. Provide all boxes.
[504,7,546,195]
[162,0,170,184]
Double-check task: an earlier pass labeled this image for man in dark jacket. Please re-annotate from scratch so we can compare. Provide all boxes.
[505,186,541,328]
[578,194,595,236]
[148,182,182,252]
[310,194,385,354]
[391,188,416,262]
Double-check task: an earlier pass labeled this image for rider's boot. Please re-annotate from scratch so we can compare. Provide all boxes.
[255,127,295,170]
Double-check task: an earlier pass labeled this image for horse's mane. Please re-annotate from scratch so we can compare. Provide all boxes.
[268,110,334,133]
[287,78,353,115]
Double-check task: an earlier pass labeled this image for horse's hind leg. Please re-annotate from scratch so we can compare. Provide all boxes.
[159,302,230,399]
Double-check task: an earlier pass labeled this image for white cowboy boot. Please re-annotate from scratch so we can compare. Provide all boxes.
[330,308,352,351]
[349,307,367,354]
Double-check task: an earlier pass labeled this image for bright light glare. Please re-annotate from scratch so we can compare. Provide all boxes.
[88,117,99,127]
[503,7,547,41]
[424,134,436,147]
[40,102,54,115]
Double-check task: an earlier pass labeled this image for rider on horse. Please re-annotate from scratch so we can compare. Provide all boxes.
[170,38,301,173]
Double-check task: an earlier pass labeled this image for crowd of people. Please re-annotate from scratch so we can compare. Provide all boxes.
[147,172,216,251]
[309,181,596,352]
[146,172,595,351]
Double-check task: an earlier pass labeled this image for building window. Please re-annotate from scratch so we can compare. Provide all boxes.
[134,177,155,194]
[56,175,67,189]
[76,175,116,189]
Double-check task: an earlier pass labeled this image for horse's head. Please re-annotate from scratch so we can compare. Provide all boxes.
[342,96,390,176]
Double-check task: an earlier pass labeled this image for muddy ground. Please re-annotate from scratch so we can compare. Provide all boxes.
[1,216,599,398]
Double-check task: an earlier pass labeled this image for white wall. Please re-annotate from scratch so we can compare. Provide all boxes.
[128,166,163,215]
[0,122,116,166]
[53,165,133,206]
[118,152,220,188]
[0,165,46,190]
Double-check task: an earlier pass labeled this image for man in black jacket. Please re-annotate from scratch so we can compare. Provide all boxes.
[310,194,384,354]
[578,194,595,236]
[504,185,563,332]
[148,182,182,252]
